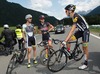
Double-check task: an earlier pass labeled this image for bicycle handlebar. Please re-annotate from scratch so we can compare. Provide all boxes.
[37,39,81,47]
[37,41,48,47]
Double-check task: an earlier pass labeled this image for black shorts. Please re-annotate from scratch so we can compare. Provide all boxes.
[26,36,36,48]
[42,33,50,41]
[74,29,90,42]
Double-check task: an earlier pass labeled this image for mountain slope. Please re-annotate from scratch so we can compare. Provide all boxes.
[87,6,100,15]
[0,0,58,26]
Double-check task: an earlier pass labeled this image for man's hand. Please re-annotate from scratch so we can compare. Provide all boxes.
[62,41,66,46]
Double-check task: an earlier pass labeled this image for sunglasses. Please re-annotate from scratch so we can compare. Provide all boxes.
[40,18,45,20]
[28,18,32,19]
[65,10,68,13]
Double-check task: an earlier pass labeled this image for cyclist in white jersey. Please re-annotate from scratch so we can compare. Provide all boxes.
[22,14,37,68]
[62,4,90,70]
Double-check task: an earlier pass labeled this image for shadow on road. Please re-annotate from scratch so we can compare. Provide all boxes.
[87,52,100,74]
[35,52,100,74]
[6,52,100,74]
[61,52,100,74]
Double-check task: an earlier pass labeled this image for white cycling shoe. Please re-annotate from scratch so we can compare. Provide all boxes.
[78,64,88,70]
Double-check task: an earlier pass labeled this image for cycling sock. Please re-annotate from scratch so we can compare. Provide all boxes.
[33,57,36,60]
[67,48,70,51]
[84,54,87,60]
[84,60,88,65]
[45,54,48,59]
[28,60,31,64]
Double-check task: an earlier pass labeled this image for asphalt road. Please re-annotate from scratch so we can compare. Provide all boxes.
[0,28,100,74]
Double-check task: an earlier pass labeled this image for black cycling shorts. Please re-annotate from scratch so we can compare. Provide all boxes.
[42,33,50,41]
[74,29,90,42]
[26,36,36,48]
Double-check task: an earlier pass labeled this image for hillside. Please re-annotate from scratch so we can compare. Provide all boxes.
[87,6,100,15]
[0,0,58,26]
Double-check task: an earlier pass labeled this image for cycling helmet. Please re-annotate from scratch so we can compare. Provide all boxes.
[65,4,76,11]
[4,24,9,28]
[16,24,22,29]
[25,14,32,20]
[39,15,45,19]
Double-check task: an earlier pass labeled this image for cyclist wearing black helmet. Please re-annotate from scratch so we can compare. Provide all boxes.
[38,15,54,60]
[15,24,24,50]
[62,4,90,70]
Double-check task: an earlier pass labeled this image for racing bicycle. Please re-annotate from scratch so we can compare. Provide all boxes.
[47,39,84,72]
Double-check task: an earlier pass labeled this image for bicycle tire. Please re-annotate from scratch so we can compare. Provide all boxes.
[73,46,84,61]
[18,48,27,64]
[0,45,5,52]
[47,49,68,72]
[6,54,17,74]
[40,48,55,66]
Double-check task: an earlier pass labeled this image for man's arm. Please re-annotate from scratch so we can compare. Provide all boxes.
[37,26,42,34]
[22,25,26,40]
[65,24,76,42]
[48,23,54,32]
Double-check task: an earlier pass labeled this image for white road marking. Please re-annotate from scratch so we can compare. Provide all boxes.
[90,33,100,40]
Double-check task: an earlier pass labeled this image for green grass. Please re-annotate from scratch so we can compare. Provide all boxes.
[89,26,100,33]
[0,27,15,33]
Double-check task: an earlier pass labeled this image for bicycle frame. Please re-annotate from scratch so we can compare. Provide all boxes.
[57,39,82,59]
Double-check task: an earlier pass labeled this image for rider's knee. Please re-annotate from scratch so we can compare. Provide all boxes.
[82,42,88,47]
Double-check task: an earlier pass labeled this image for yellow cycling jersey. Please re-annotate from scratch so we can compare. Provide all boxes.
[15,29,23,39]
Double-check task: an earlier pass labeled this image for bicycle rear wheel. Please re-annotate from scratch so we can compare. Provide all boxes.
[47,49,67,72]
[6,54,17,74]
[40,48,55,66]
[18,48,27,64]
[0,45,5,54]
[73,46,84,61]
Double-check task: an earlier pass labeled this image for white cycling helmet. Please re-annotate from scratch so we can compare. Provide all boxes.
[4,24,9,28]
[25,14,32,20]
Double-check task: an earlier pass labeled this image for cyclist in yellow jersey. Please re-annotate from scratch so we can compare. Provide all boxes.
[15,25,24,50]
[62,4,90,70]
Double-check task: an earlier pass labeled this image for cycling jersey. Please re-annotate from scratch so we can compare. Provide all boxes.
[0,28,14,40]
[38,22,50,41]
[22,24,36,48]
[0,28,14,47]
[38,22,50,34]
[73,13,89,31]
[15,29,23,39]
[22,24,34,37]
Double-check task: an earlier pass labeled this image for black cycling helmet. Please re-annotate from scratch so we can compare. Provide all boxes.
[39,15,45,19]
[16,24,22,29]
[65,4,76,11]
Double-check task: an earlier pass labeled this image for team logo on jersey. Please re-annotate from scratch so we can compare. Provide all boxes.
[73,17,78,22]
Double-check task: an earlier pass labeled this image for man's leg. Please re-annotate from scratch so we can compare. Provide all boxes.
[33,46,37,60]
[78,42,89,69]
[32,36,37,64]
[83,42,89,63]
[66,35,76,51]
[18,40,21,49]
[79,30,90,70]
[27,47,32,68]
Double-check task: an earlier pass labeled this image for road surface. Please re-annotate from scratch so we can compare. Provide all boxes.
[0,28,100,74]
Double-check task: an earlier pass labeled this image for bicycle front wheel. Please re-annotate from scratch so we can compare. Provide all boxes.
[6,54,17,74]
[47,49,68,72]
[40,48,55,66]
[19,48,27,64]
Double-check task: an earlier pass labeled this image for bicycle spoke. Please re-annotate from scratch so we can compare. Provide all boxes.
[47,50,67,72]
